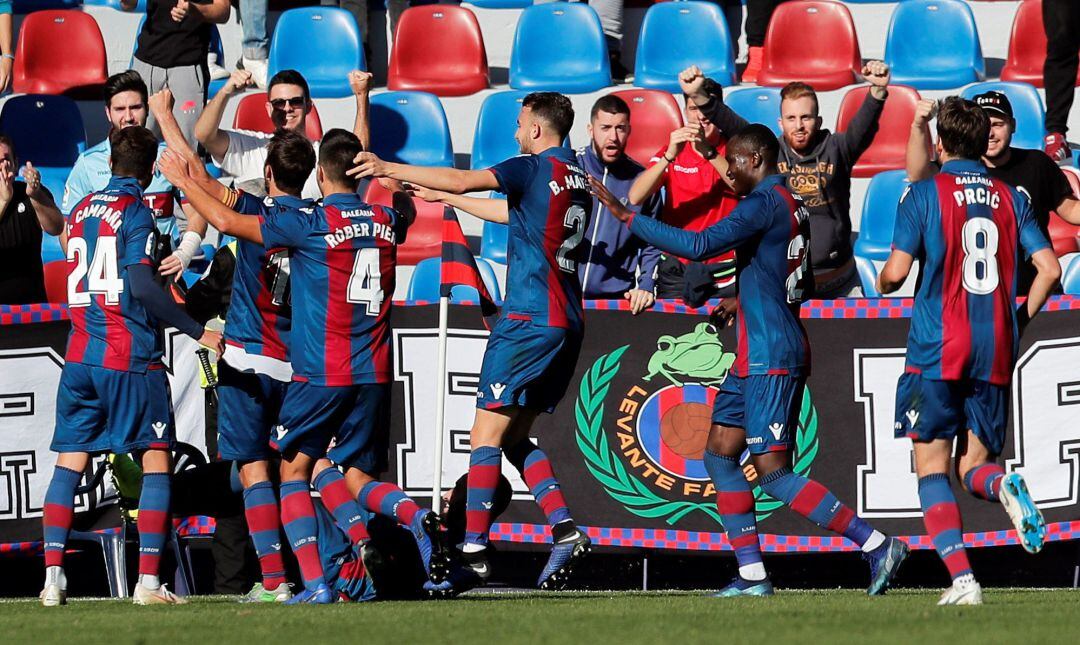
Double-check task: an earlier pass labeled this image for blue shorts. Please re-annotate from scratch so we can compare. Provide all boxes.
[711,374,805,455]
[217,361,289,461]
[52,363,175,454]
[272,381,390,475]
[893,372,1008,455]
[475,318,582,414]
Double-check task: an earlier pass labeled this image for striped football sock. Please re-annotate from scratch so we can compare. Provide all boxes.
[313,467,370,545]
[505,440,571,527]
[279,480,325,590]
[137,473,172,579]
[358,481,422,527]
[963,464,1005,502]
[704,451,766,580]
[42,466,82,568]
[759,467,881,550]
[919,473,973,580]
[464,446,502,548]
[241,481,287,590]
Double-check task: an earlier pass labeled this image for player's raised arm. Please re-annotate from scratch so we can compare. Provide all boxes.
[877,250,915,295]
[159,149,263,244]
[408,184,509,224]
[906,98,939,182]
[349,152,500,195]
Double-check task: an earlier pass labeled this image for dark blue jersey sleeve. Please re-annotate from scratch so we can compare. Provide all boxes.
[892,183,924,256]
[628,192,771,261]
[260,205,314,249]
[120,203,156,269]
[128,263,204,339]
[489,155,538,198]
[1014,187,1051,258]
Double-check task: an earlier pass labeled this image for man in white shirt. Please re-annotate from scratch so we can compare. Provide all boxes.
[194,68,371,199]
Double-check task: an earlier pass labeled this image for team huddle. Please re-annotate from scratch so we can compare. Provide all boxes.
[40,65,1051,607]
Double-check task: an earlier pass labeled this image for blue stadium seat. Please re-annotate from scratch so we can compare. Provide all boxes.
[207,24,227,97]
[1062,255,1080,295]
[268,7,366,98]
[13,0,82,10]
[854,170,910,262]
[407,256,503,304]
[723,87,782,136]
[885,0,984,90]
[960,81,1046,150]
[0,95,86,200]
[480,192,509,264]
[84,0,145,9]
[509,3,610,93]
[369,91,454,167]
[466,0,531,7]
[470,91,530,169]
[41,234,65,265]
[634,1,736,91]
[855,256,881,298]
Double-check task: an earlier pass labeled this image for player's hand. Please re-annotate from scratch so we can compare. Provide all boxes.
[678,65,708,102]
[405,183,448,203]
[0,52,12,95]
[21,162,45,200]
[862,60,891,93]
[691,123,714,157]
[171,0,190,22]
[709,297,738,328]
[348,151,388,179]
[159,253,186,278]
[625,288,655,315]
[223,70,254,96]
[666,126,700,160]
[198,328,225,355]
[588,175,633,223]
[158,149,193,189]
[0,167,14,204]
[912,98,938,127]
[148,88,175,117]
[349,70,373,97]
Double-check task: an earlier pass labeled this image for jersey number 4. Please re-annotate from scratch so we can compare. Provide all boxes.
[961,218,1000,295]
[67,236,124,307]
[347,247,384,315]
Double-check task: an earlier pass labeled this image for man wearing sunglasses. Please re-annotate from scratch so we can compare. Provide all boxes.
[195,68,372,199]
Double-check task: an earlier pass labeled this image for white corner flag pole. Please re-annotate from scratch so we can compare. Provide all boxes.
[431,294,451,507]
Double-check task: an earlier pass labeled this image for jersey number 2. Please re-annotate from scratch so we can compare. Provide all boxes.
[961,218,1000,295]
[556,205,587,274]
[67,236,124,307]
[347,247,383,315]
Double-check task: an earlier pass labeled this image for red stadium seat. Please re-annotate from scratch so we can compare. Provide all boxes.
[757,1,861,92]
[835,85,924,178]
[388,6,489,97]
[42,260,68,304]
[13,11,108,98]
[1001,0,1080,88]
[610,89,684,166]
[1050,167,1080,257]
[363,181,443,265]
[231,92,324,141]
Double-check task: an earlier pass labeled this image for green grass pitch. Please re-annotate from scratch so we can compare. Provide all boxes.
[2,589,1077,644]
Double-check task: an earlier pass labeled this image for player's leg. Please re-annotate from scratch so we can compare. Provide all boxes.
[751,375,908,595]
[40,451,90,607]
[313,460,370,546]
[236,460,291,602]
[134,448,175,599]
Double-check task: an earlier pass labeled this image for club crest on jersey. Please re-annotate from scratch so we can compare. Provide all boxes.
[574,323,819,525]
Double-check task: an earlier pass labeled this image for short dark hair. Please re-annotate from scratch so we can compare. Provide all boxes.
[104,70,148,108]
[266,130,316,196]
[109,126,158,181]
[683,78,723,101]
[318,128,362,187]
[268,69,310,102]
[731,123,780,167]
[937,97,990,160]
[522,92,574,140]
[590,94,630,121]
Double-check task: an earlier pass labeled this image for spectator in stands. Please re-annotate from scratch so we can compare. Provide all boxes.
[237,0,270,89]
[0,1,12,94]
[628,75,740,303]
[682,62,891,297]
[575,94,661,313]
[123,0,232,145]
[63,71,206,277]
[0,137,64,304]
[1042,0,1079,163]
[906,92,1080,295]
[195,68,372,200]
[742,0,790,84]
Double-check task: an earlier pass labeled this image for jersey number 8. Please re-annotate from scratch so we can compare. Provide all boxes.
[961,218,1000,295]
[67,236,124,307]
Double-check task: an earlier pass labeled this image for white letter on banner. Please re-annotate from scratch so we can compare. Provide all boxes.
[853,349,922,517]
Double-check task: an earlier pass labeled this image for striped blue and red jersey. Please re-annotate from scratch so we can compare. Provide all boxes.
[488,147,591,331]
[628,174,812,377]
[892,159,1050,386]
[64,177,161,373]
[260,192,407,386]
[221,192,313,380]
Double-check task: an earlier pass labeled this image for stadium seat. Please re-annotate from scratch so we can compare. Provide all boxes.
[959,82,1045,150]
[41,234,65,264]
[723,87,782,136]
[268,7,365,98]
[0,95,86,200]
[633,1,736,91]
[13,0,82,10]
[757,1,861,92]
[407,257,503,304]
[363,180,444,265]
[509,3,611,93]
[84,0,145,9]
[610,89,684,166]
[471,91,530,170]
[466,0,531,7]
[231,92,325,141]
[13,10,108,98]
[42,260,68,304]
[854,170,910,262]
[1049,167,1080,256]
[1002,0,1080,87]
[884,0,985,90]
[480,192,509,264]
[855,255,881,298]
[388,5,489,97]
[1062,254,1080,295]
[207,24,228,97]
[369,92,455,167]
[836,85,923,178]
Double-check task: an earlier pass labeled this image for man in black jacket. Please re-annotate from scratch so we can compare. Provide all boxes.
[679,61,891,297]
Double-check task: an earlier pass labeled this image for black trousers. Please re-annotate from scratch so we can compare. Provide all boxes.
[1043,0,1080,135]
[745,0,790,48]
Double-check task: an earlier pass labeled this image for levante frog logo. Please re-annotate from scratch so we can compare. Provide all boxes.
[574,323,819,525]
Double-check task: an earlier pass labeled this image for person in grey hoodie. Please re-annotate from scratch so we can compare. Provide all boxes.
[679,62,892,297]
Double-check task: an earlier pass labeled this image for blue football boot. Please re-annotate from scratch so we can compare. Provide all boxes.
[537,523,591,590]
[410,510,450,583]
[1000,473,1047,554]
[865,536,910,595]
[285,582,334,605]
[712,576,775,597]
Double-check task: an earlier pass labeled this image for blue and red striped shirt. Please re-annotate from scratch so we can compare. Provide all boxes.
[260,192,407,386]
[893,159,1050,385]
[488,147,591,331]
[628,174,812,377]
[65,177,161,373]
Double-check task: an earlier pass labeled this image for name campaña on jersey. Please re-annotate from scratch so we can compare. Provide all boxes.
[548,164,589,195]
[324,207,397,249]
[72,195,124,230]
